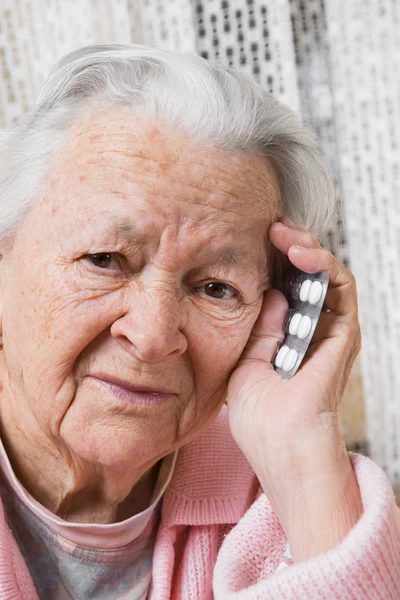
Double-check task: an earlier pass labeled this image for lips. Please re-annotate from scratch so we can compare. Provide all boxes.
[90,374,176,395]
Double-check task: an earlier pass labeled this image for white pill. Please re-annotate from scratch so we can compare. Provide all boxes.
[275,345,290,368]
[299,279,312,302]
[297,315,312,339]
[308,280,323,305]
[288,312,301,336]
[282,348,298,372]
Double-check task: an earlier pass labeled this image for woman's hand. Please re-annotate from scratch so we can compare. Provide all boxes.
[226,217,363,562]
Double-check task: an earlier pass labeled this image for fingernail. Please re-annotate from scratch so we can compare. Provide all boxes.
[279,216,304,231]
[279,216,295,225]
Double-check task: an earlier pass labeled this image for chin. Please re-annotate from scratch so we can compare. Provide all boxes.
[59,420,169,471]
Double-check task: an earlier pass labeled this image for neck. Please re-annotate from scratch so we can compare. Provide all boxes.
[51,464,161,523]
[0,398,160,524]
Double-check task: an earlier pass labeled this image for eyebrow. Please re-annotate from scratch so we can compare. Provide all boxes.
[90,217,263,273]
[206,248,269,288]
[111,220,147,242]
[208,249,248,267]
[88,217,148,245]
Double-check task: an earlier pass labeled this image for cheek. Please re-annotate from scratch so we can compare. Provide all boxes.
[187,305,261,400]
[173,306,262,443]
[2,263,120,421]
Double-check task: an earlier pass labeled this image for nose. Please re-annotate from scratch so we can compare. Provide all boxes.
[110,284,187,363]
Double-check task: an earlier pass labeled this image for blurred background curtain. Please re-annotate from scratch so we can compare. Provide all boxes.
[0,0,399,494]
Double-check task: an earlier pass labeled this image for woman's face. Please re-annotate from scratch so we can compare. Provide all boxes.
[0,110,280,473]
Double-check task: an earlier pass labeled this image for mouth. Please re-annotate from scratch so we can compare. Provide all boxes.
[89,374,177,407]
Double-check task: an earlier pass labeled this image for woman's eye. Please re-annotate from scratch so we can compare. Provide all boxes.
[197,282,237,300]
[86,253,121,270]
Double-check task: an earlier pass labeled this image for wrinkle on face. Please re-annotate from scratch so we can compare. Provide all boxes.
[0,108,281,522]
[64,109,281,215]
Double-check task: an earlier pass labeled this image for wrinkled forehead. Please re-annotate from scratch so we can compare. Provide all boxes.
[45,109,281,226]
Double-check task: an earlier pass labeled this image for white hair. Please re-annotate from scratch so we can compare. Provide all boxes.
[0,43,336,250]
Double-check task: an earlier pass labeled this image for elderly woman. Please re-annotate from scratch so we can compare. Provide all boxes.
[0,44,398,600]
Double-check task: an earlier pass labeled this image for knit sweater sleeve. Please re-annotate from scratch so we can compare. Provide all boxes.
[212,452,400,599]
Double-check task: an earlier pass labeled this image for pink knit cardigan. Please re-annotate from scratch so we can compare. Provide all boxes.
[0,406,399,599]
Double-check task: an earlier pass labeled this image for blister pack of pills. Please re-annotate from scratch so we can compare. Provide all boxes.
[274,269,329,379]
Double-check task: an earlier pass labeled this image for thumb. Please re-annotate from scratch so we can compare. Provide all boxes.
[240,289,288,365]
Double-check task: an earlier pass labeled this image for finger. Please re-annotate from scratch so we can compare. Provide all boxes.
[308,310,361,351]
[240,289,288,364]
[269,221,320,255]
[288,246,358,316]
[299,316,362,399]
[278,215,306,231]
[324,286,359,317]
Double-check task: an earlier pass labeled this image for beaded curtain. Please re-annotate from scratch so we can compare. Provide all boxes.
[0,0,399,492]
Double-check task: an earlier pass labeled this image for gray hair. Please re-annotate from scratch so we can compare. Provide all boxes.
[0,43,336,250]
